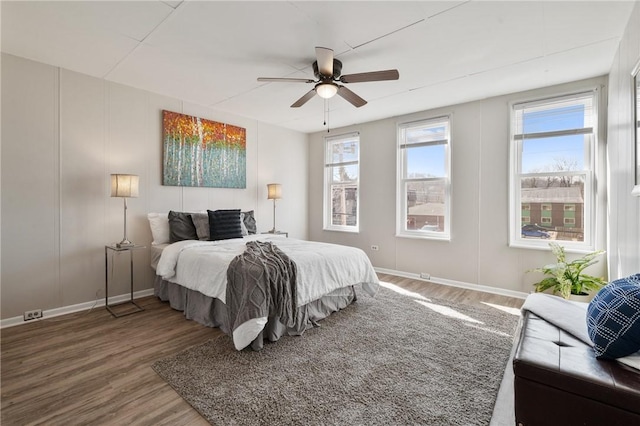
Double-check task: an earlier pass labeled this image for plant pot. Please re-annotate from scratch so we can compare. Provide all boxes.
[568,293,593,303]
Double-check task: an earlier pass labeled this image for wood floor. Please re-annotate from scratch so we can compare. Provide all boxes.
[1,274,523,425]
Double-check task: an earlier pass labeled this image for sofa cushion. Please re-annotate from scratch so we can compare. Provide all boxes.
[513,311,640,423]
[587,274,640,359]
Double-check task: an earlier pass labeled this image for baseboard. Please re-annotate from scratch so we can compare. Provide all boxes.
[0,288,155,329]
[3,271,527,328]
[374,267,529,300]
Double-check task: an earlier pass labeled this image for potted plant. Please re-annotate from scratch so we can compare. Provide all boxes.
[530,242,607,300]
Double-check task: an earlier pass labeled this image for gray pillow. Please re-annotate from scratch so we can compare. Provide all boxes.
[189,213,210,240]
[168,211,198,243]
[242,210,257,234]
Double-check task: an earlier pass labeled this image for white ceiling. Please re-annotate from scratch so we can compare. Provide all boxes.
[1,1,635,133]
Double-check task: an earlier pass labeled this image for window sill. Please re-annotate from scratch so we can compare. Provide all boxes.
[396,232,450,242]
[509,240,596,254]
[323,227,359,234]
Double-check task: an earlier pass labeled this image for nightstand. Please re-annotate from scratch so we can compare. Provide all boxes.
[104,244,146,317]
[261,231,289,238]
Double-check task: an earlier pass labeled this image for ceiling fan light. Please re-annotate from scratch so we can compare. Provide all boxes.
[316,83,338,99]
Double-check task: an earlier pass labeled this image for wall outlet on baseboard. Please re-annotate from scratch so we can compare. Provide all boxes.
[419,272,431,280]
[24,309,43,321]
[371,245,379,251]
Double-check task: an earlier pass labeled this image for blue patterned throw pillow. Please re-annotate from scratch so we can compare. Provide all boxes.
[587,274,640,359]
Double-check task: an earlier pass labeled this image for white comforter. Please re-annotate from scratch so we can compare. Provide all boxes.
[156,234,379,306]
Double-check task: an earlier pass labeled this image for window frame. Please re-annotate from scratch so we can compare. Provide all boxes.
[323,132,360,233]
[396,115,452,240]
[509,89,598,251]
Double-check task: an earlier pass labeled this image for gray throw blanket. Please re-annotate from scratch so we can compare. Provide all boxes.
[521,293,593,346]
[226,241,297,350]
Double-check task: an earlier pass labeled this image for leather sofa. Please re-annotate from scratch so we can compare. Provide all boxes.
[513,310,640,425]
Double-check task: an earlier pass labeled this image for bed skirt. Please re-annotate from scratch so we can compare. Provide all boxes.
[153,276,358,350]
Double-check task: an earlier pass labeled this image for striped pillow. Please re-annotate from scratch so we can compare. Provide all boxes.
[207,209,242,241]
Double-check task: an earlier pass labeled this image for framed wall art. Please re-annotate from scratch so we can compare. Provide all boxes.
[162,110,246,188]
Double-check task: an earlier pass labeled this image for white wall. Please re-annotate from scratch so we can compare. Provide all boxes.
[0,53,309,320]
[309,76,609,295]
[607,0,640,279]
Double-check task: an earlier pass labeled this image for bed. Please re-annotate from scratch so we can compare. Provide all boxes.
[151,233,379,350]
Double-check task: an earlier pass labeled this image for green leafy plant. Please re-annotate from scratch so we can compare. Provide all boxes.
[530,242,607,299]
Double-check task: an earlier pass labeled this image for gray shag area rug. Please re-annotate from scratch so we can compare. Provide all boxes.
[152,284,519,426]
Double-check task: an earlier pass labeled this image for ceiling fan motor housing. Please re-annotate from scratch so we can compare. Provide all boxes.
[313,59,343,80]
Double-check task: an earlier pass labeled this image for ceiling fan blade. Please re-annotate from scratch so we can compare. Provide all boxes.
[337,86,367,108]
[291,89,317,108]
[340,69,399,83]
[315,47,334,77]
[257,77,315,83]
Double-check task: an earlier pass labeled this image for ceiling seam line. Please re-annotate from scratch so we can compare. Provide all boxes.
[352,19,425,50]
[426,1,472,19]
[102,2,185,80]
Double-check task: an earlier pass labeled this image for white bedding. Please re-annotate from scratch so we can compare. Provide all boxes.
[156,235,379,350]
[150,243,168,270]
[156,235,379,349]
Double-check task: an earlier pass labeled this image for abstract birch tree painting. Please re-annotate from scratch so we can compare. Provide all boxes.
[162,110,246,188]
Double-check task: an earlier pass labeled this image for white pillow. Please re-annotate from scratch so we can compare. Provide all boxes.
[148,212,170,245]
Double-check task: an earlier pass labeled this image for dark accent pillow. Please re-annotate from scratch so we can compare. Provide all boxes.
[189,213,210,241]
[208,209,243,241]
[587,274,640,359]
[168,211,199,243]
[242,210,257,234]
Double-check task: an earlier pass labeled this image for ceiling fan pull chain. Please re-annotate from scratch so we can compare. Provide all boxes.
[323,98,327,126]
[324,98,331,132]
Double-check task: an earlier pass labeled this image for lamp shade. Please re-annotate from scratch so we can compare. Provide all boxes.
[267,183,282,200]
[111,174,139,198]
[316,83,338,99]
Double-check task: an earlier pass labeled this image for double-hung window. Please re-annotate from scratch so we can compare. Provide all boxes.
[324,132,359,232]
[510,90,597,250]
[397,116,451,240]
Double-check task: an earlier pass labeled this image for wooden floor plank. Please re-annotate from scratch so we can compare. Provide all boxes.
[1,274,522,425]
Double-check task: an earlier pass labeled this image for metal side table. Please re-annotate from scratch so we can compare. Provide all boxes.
[104,244,146,317]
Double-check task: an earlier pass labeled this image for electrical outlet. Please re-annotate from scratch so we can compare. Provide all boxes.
[23,309,43,321]
[419,272,431,280]
[371,245,379,251]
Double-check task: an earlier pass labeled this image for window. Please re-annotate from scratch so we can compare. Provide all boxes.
[510,90,597,250]
[397,116,451,239]
[324,132,359,232]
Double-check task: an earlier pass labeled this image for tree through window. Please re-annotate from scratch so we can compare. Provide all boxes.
[510,91,597,250]
[324,133,359,232]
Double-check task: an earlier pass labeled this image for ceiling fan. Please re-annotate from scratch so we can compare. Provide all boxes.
[257,47,399,108]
